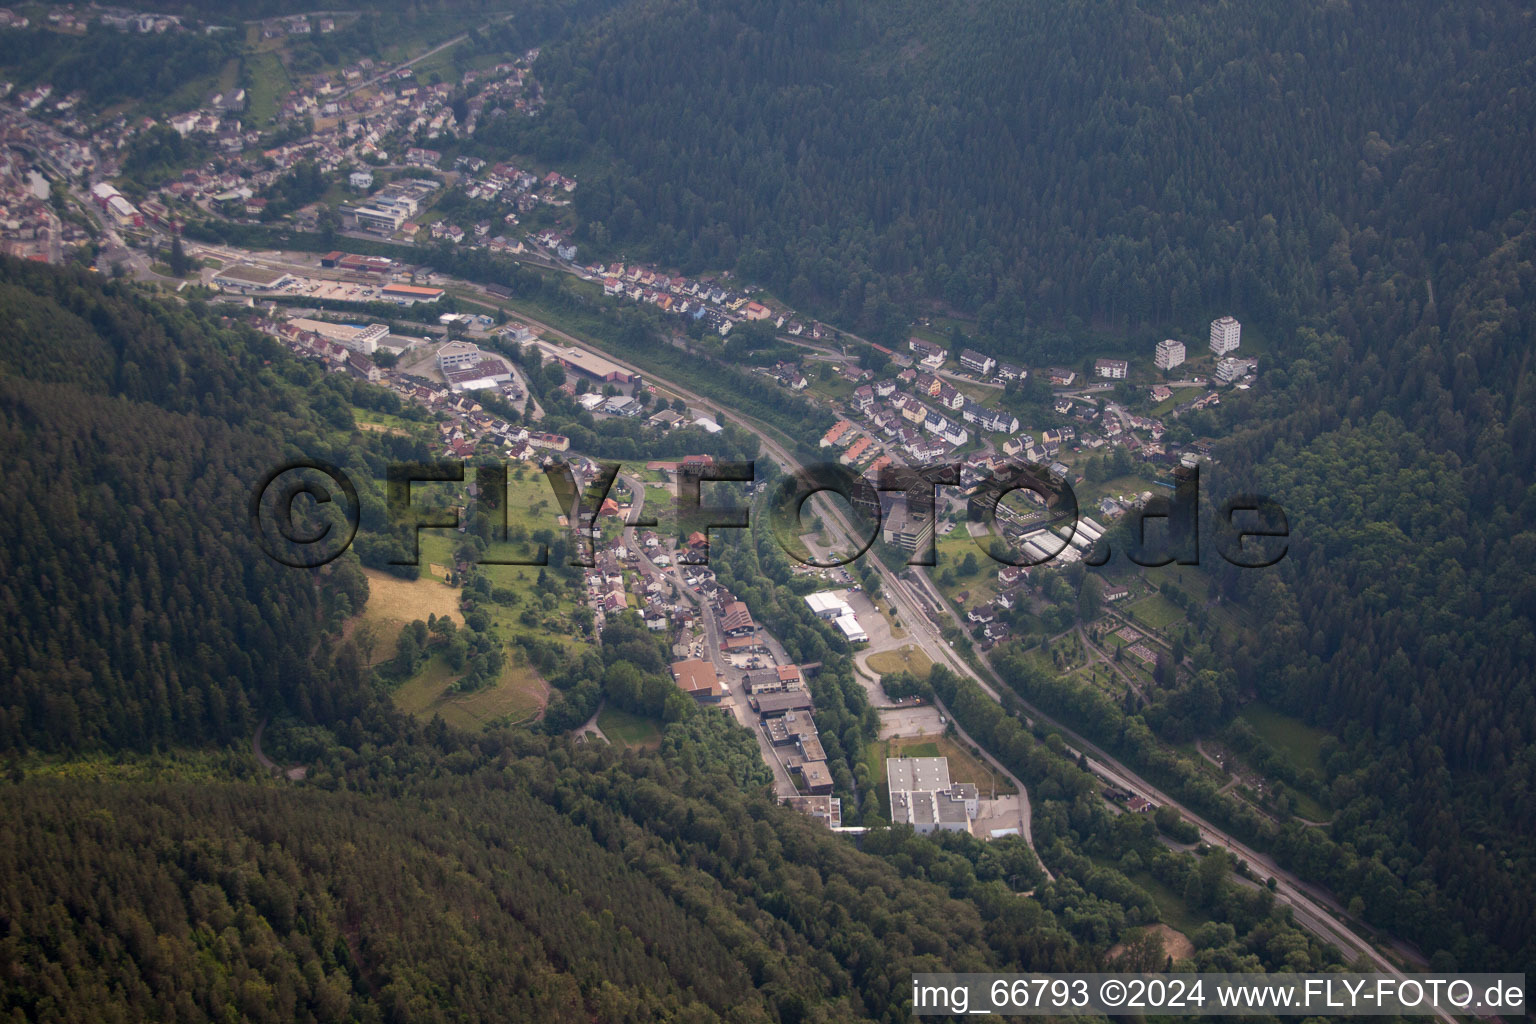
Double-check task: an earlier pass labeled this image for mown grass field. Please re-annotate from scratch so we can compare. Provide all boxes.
[1124,593,1185,632]
[392,651,548,731]
[411,528,587,655]
[355,568,462,664]
[597,706,663,750]
[353,473,567,730]
[866,645,932,678]
[1239,702,1331,779]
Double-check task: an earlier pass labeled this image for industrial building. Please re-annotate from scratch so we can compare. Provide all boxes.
[212,264,293,293]
[445,359,514,392]
[285,319,389,355]
[319,251,394,274]
[670,659,722,702]
[437,341,483,372]
[531,340,637,385]
[803,591,868,642]
[804,591,854,620]
[887,756,978,834]
[833,614,868,644]
[751,689,815,716]
[380,283,443,304]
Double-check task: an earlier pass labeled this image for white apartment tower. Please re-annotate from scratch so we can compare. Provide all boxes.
[1154,338,1186,371]
[1210,316,1241,356]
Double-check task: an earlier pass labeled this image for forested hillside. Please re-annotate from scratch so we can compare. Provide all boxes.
[2,722,1096,1023]
[0,261,378,753]
[507,0,1534,350]
[0,27,236,112]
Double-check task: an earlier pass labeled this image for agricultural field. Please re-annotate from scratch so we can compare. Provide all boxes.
[411,529,587,652]
[354,568,462,664]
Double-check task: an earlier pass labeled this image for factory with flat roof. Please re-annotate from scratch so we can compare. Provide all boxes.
[804,590,868,643]
[531,340,637,385]
[213,264,294,292]
[887,756,979,834]
[380,283,444,304]
[805,591,853,620]
[286,319,389,354]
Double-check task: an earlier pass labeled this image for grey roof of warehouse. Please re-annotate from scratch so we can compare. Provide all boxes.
[753,690,815,715]
[214,263,292,288]
[798,761,834,790]
[888,756,951,793]
[887,756,976,828]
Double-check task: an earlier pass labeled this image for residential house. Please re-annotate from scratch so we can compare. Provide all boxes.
[908,337,947,370]
[820,420,855,448]
[959,349,996,376]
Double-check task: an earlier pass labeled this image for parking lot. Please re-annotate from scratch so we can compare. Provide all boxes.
[877,705,944,739]
[970,794,1025,839]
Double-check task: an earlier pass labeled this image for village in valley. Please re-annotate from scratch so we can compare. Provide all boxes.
[0,3,1280,835]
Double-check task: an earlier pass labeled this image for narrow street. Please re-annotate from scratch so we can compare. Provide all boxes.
[619,472,798,799]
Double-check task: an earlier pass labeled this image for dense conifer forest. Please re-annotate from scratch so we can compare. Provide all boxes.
[507,0,1533,347]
